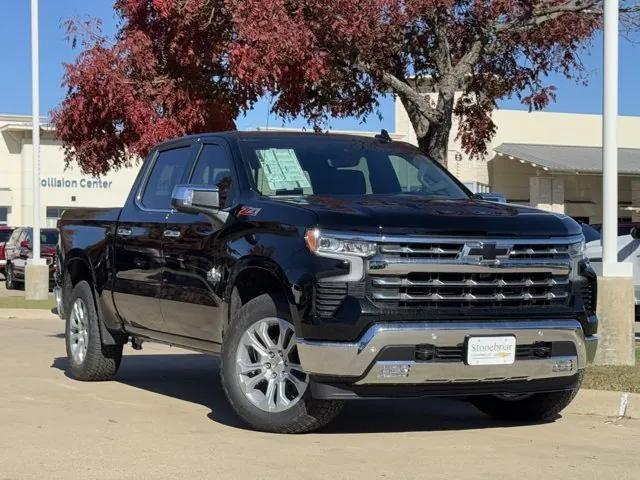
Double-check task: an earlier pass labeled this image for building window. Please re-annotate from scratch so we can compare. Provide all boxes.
[0,207,7,225]
[46,207,66,227]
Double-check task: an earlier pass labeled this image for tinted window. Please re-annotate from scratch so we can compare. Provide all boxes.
[22,229,58,245]
[190,144,235,207]
[41,230,59,245]
[141,146,191,210]
[0,229,13,243]
[241,137,468,199]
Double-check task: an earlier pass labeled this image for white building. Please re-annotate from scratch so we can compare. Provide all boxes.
[2,106,640,227]
[0,114,137,227]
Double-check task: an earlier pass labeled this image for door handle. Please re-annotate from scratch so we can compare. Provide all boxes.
[117,227,132,237]
[163,229,181,239]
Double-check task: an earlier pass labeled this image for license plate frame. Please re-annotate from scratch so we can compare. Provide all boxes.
[465,335,517,366]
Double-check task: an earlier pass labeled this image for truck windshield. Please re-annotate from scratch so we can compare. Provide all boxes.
[240,137,470,199]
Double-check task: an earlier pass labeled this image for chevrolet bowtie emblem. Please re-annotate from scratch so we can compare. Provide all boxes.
[461,242,512,264]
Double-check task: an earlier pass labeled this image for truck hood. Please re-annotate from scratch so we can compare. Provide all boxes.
[276,195,581,238]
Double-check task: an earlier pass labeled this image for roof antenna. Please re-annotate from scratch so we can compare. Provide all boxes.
[375,129,392,142]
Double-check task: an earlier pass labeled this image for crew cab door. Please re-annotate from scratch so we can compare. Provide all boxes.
[160,141,237,343]
[112,142,195,332]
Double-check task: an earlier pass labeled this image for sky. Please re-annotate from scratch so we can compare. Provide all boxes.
[1,0,639,133]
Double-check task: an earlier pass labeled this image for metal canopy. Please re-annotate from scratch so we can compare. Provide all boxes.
[494,143,640,175]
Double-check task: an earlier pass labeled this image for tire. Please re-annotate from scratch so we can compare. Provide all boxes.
[4,262,19,290]
[220,293,344,433]
[469,371,584,421]
[65,280,123,381]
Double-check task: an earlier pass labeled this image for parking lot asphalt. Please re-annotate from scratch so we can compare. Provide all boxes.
[1,311,639,480]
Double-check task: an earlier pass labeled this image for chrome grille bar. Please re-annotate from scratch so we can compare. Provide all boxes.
[371,276,570,288]
[372,291,569,302]
[379,245,461,256]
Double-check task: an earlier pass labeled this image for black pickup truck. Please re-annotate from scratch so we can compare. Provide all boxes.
[56,131,598,433]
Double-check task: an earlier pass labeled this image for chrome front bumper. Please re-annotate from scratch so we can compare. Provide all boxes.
[297,320,597,386]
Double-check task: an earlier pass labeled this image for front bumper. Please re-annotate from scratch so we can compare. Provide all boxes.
[298,320,597,387]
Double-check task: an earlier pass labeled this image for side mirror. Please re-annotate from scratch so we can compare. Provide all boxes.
[631,227,640,240]
[171,185,221,215]
[20,240,31,249]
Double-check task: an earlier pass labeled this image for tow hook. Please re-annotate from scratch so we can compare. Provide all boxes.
[131,337,143,350]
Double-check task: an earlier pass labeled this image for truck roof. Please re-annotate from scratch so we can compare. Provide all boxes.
[153,130,406,150]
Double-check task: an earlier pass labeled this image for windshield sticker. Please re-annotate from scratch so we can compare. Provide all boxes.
[256,149,311,191]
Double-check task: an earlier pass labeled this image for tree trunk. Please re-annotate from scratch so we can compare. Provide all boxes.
[399,92,455,167]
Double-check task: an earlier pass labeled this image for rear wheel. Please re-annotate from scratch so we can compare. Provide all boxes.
[221,294,344,433]
[469,373,584,421]
[65,281,123,381]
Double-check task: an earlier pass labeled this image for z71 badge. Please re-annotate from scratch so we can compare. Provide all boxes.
[238,206,261,217]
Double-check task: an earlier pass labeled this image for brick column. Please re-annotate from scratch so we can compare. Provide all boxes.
[529,177,565,214]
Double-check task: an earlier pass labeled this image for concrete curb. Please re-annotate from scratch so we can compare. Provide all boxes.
[567,389,640,419]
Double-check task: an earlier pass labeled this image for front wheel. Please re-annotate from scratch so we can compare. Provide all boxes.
[469,372,584,421]
[220,294,344,433]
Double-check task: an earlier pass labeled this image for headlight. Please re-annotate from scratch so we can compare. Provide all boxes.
[568,238,588,279]
[568,240,586,257]
[304,228,377,258]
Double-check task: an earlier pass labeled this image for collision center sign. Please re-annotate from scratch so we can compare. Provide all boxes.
[41,177,113,189]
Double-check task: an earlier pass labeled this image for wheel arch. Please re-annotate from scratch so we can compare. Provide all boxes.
[224,257,295,336]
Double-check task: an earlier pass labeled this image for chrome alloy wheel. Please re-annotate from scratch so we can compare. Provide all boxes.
[69,298,89,364]
[235,317,309,413]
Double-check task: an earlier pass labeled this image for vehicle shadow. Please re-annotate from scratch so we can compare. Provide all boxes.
[51,353,555,434]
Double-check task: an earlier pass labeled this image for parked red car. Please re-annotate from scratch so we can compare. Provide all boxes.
[4,227,58,290]
[0,226,15,276]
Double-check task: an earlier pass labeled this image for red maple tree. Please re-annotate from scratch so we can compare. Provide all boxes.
[54,1,639,174]
[53,0,253,175]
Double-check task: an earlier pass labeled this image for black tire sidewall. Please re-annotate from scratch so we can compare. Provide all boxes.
[65,281,105,378]
[221,294,321,432]
[5,263,14,289]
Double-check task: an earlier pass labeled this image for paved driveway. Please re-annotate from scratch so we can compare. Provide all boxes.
[1,311,639,480]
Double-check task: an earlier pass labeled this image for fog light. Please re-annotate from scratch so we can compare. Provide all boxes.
[552,359,575,372]
[379,363,411,378]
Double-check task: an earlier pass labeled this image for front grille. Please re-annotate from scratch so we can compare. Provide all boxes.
[378,240,572,262]
[379,243,462,260]
[315,282,347,318]
[370,272,570,308]
[368,236,578,311]
[508,244,570,259]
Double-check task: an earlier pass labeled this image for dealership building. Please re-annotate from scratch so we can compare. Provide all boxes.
[2,106,640,227]
[0,114,136,227]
